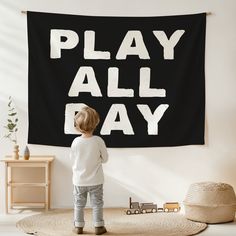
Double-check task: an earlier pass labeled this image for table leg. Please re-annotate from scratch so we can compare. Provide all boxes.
[45,163,49,211]
[5,163,8,214]
[9,166,13,209]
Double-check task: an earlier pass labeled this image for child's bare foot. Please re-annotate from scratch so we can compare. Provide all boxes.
[73,227,83,234]
[95,226,107,235]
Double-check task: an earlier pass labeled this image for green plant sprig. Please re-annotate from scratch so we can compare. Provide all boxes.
[4,96,18,144]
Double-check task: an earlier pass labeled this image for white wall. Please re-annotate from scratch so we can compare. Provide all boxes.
[0,0,236,213]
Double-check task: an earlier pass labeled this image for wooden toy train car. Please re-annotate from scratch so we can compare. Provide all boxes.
[163,202,180,212]
[125,197,180,215]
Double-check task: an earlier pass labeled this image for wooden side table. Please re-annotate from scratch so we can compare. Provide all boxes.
[1,156,54,213]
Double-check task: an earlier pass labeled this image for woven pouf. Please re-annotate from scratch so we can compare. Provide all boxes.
[183,182,236,223]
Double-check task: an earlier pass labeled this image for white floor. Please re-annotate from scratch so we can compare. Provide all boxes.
[0,209,235,236]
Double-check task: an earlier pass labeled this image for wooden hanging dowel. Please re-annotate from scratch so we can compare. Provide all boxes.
[21,11,212,15]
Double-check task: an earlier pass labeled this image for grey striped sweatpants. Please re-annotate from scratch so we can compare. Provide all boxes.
[73,184,104,227]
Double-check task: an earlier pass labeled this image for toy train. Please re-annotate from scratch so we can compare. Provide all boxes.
[125,197,180,215]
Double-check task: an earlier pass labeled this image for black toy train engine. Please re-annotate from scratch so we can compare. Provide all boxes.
[126,197,157,215]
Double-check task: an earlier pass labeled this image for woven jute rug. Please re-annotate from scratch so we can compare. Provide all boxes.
[16,208,207,236]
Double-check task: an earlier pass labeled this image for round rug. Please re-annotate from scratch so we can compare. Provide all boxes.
[16,208,207,236]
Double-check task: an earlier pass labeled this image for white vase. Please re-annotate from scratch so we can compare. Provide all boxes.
[13,144,19,160]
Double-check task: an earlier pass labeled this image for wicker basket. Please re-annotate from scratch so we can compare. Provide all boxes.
[183,182,236,223]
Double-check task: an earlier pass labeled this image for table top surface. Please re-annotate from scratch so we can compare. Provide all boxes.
[1,156,55,162]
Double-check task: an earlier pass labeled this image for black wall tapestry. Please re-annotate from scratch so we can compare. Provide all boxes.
[27,11,206,147]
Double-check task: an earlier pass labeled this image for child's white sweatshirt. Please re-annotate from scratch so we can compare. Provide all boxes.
[70,135,108,186]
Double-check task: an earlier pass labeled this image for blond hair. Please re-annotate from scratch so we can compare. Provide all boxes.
[74,106,100,133]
